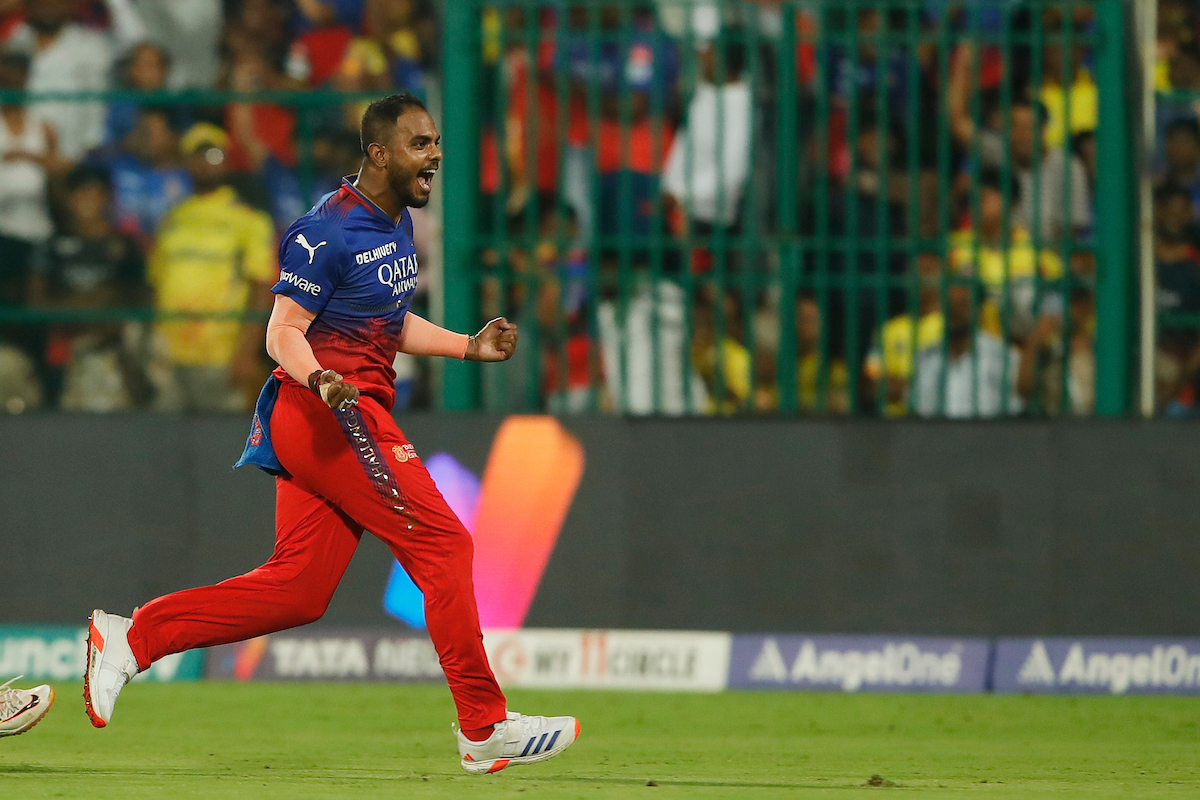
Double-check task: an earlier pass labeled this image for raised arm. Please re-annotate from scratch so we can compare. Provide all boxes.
[266,294,359,409]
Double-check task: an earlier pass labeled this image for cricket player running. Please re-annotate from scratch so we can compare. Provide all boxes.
[84,93,578,774]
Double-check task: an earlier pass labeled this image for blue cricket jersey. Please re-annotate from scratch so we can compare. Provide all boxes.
[237,179,420,475]
[270,178,419,410]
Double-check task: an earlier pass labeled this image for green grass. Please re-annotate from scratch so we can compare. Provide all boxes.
[1,683,1198,798]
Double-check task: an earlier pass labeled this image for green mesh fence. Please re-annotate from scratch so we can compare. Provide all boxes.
[440,0,1135,417]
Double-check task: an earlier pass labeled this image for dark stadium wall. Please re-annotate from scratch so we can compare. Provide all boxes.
[4,414,1199,636]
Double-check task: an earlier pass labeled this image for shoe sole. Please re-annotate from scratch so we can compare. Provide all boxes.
[461,719,581,775]
[83,610,107,728]
[0,686,55,737]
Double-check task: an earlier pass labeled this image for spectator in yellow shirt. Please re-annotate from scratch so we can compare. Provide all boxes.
[691,286,751,415]
[1039,10,1098,150]
[795,291,848,414]
[950,168,1064,340]
[149,123,277,412]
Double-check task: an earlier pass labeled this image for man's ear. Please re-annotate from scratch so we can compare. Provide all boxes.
[367,142,387,169]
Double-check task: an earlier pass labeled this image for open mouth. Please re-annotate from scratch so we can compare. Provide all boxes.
[416,168,437,192]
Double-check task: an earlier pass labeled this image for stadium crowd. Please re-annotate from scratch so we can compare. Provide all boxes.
[480,2,1103,417]
[0,0,437,413]
[0,1,1188,418]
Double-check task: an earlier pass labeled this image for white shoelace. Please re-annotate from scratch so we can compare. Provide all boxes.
[0,676,28,718]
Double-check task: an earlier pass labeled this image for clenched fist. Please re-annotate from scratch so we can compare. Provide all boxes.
[308,369,360,410]
[465,317,519,362]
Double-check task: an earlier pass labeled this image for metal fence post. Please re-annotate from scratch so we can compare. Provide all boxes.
[1094,0,1135,417]
[440,0,481,410]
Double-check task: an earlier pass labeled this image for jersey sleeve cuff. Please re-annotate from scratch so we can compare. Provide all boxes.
[272,284,327,314]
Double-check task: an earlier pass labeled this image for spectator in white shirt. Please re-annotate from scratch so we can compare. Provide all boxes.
[7,0,120,161]
[914,279,1045,418]
[129,0,222,89]
[662,31,752,234]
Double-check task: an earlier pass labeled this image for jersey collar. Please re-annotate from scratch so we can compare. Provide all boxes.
[341,177,403,228]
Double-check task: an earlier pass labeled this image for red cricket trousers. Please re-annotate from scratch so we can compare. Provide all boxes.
[127,382,507,730]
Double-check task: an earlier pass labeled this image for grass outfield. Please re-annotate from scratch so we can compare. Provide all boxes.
[1,683,1197,798]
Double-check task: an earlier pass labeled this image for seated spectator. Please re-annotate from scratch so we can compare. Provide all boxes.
[1161,118,1200,214]
[691,286,751,415]
[662,30,752,237]
[0,52,63,372]
[148,123,276,413]
[93,105,192,248]
[7,0,116,160]
[106,42,172,146]
[795,291,848,414]
[1155,42,1200,168]
[949,168,1064,340]
[1033,288,1096,416]
[0,52,58,285]
[28,165,150,411]
[0,342,43,413]
[863,253,945,418]
[1154,183,1200,415]
[912,278,1034,418]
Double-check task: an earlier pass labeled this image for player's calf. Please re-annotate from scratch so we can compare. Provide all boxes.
[84,609,140,728]
[457,711,580,775]
[0,676,54,737]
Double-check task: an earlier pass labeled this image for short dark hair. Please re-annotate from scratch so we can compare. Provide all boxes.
[978,166,1022,204]
[360,92,428,155]
[715,32,747,79]
[1175,41,1200,64]
[1156,181,1194,207]
[1166,117,1200,143]
[65,163,112,194]
[138,104,181,131]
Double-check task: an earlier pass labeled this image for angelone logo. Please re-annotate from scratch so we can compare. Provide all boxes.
[747,638,964,691]
[250,416,264,447]
[384,417,585,630]
[392,444,418,463]
[1015,640,1200,695]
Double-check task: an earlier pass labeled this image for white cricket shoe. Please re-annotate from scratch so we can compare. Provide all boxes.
[0,676,54,737]
[84,609,140,728]
[457,710,580,774]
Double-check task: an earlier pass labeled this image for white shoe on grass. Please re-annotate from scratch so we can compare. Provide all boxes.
[84,609,139,728]
[457,710,580,774]
[0,676,54,736]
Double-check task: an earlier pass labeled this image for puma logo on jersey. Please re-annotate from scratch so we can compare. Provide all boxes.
[296,233,328,264]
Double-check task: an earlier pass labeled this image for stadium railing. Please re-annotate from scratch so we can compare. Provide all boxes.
[440,0,1135,417]
[0,1,1140,417]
